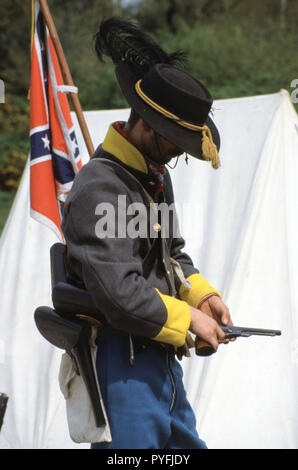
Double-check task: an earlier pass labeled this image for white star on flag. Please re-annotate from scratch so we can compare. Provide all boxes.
[70,135,79,156]
[41,133,50,150]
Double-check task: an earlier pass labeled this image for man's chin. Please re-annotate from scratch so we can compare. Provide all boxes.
[147,155,170,165]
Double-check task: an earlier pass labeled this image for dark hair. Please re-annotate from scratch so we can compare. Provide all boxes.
[127,108,140,129]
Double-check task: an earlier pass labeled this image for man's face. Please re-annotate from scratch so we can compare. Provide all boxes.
[142,129,184,165]
[125,118,184,165]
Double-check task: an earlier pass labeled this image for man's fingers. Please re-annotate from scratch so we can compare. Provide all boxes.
[200,300,213,318]
[200,296,233,327]
[208,337,219,353]
[206,324,225,352]
[217,324,226,341]
[222,308,233,326]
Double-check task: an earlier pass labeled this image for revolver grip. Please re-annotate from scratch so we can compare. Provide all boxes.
[195,337,216,357]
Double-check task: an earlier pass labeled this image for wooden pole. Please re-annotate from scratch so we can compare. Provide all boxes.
[38,0,94,157]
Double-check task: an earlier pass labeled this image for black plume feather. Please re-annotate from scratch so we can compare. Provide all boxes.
[94,17,186,77]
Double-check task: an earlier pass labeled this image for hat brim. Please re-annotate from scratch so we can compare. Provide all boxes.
[115,62,220,161]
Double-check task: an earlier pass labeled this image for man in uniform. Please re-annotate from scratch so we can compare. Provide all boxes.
[61,18,233,449]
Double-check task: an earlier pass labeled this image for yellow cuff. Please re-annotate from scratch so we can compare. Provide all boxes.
[179,273,221,308]
[152,289,191,347]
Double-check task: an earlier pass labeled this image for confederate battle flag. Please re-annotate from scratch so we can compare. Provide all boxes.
[29,0,82,242]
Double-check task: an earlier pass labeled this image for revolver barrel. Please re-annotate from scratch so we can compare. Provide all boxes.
[220,326,282,338]
[195,325,281,357]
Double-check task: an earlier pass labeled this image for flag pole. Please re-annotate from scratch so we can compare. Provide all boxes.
[38,0,94,157]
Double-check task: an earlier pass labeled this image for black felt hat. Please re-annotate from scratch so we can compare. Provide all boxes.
[94,18,220,168]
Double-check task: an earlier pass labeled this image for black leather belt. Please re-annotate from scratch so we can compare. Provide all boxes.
[97,325,175,366]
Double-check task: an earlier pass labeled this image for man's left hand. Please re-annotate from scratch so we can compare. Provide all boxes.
[200,295,234,343]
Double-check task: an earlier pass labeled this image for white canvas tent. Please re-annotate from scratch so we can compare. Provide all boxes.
[0,90,297,449]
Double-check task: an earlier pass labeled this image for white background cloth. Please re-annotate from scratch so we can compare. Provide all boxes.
[0,91,297,448]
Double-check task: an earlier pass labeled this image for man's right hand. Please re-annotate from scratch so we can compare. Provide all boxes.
[189,306,226,353]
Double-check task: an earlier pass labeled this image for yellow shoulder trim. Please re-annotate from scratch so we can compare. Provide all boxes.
[102,124,148,174]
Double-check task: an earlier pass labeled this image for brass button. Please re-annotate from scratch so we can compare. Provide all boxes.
[153,223,161,232]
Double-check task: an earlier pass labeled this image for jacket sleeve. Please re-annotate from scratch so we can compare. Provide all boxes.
[61,161,190,347]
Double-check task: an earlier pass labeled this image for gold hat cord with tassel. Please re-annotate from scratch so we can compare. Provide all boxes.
[135,79,220,169]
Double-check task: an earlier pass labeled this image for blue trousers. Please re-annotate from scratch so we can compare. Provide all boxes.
[91,335,207,449]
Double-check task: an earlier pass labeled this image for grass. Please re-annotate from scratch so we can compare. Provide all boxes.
[0,191,15,235]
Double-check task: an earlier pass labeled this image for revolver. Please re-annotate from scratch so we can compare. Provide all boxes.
[195,325,282,357]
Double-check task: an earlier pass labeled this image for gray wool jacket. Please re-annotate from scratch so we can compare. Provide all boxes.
[61,123,219,347]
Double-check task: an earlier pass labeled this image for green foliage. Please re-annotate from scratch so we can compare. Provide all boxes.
[155,14,298,101]
[68,0,298,109]
[0,0,32,97]
[75,61,128,110]
[0,94,29,192]
[0,0,297,217]
[53,0,131,110]
[0,150,27,192]
[0,190,15,234]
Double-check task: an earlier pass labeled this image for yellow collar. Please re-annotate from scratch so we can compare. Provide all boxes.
[102,124,148,174]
